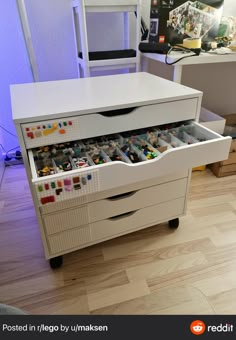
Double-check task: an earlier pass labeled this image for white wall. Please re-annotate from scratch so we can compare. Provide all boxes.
[184,0,236,115]
[147,0,236,116]
[22,0,151,81]
[24,0,78,81]
[223,0,236,16]
[0,0,33,152]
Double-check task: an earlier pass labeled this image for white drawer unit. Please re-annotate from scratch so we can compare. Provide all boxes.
[11,72,231,269]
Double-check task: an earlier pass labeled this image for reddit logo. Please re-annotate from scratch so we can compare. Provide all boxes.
[190,320,206,335]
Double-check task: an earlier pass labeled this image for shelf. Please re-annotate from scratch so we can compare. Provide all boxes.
[78,49,136,61]
[72,0,139,12]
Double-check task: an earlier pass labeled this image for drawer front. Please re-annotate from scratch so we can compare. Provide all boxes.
[48,225,91,255]
[22,99,197,148]
[22,117,80,149]
[40,171,188,214]
[76,99,198,140]
[88,178,187,223]
[43,178,187,235]
[31,122,231,206]
[91,197,185,242]
[43,205,89,235]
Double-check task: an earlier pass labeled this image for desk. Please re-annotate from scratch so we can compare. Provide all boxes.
[142,51,236,83]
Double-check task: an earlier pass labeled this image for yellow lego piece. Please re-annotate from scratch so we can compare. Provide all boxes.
[192,165,206,171]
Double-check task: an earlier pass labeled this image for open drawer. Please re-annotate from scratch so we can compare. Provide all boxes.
[29,122,231,206]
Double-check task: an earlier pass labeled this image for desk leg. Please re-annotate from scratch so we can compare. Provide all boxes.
[140,55,148,72]
[173,65,183,83]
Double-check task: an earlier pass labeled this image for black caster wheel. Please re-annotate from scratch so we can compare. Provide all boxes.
[49,256,63,269]
[168,218,179,229]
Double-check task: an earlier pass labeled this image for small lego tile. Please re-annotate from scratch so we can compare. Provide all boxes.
[87,174,92,180]
[64,179,72,186]
[53,123,58,129]
[25,127,30,132]
[38,185,43,192]
[56,188,63,195]
[57,180,63,188]
[68,121,72,126]
[74,184,81,190]
[41,197,48,205]
[37,126,41,129]
[59,129,66,134]
[63,122,67,126]
[41,195,55,205]
[65,185,73,191]
[73,176,80,184]
[51,182,56,189]
[82,177,86,185]
[35,130,42,137]
[27,132,34,139]
[44,183,49,190]
[43,127,57,136]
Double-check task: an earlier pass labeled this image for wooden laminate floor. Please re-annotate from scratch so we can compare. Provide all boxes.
[1,164,236,315]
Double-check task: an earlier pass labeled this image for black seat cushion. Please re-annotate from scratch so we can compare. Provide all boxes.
[79,49,136,60]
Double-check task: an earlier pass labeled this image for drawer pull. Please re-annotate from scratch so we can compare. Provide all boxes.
[106,190,137,201]
[99,107,137,117]
[108,210,137,220]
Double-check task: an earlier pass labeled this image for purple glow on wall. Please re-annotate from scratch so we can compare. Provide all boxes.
[0,0,33,152]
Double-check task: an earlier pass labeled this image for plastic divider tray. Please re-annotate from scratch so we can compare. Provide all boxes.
[156,130,186,148]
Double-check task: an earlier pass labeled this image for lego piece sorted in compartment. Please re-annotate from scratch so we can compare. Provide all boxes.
[71,142,86,156]
[49,142,77,157]
[157,130,186,148]
[33,145,52,161]
[133,138,160,160]
[118,132,150,163]
[144,130,171,153]
[181,123,207,142]
[53,151,73,172]
[35,158,56,177]
[102,145,132,164]
[72,151,94,169]
[120,142,146,163]
[170,126,199,145]
[88,149,111,165]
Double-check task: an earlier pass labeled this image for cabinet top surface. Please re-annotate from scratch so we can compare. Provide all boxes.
[11,72,201,123]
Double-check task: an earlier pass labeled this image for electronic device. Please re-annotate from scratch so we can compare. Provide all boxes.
[139,42,171,54]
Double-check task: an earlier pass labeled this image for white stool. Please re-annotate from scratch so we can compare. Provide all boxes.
[72,0,142,77]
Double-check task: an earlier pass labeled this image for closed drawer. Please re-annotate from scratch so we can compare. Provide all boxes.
[22,99,197,149]
[40,170,188,215]
[43,177,187,234]
[88,178,187,223]
[75,99,198,140]
[43,205,89,235]
[91,197,185,242]
[48,225,91,255]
